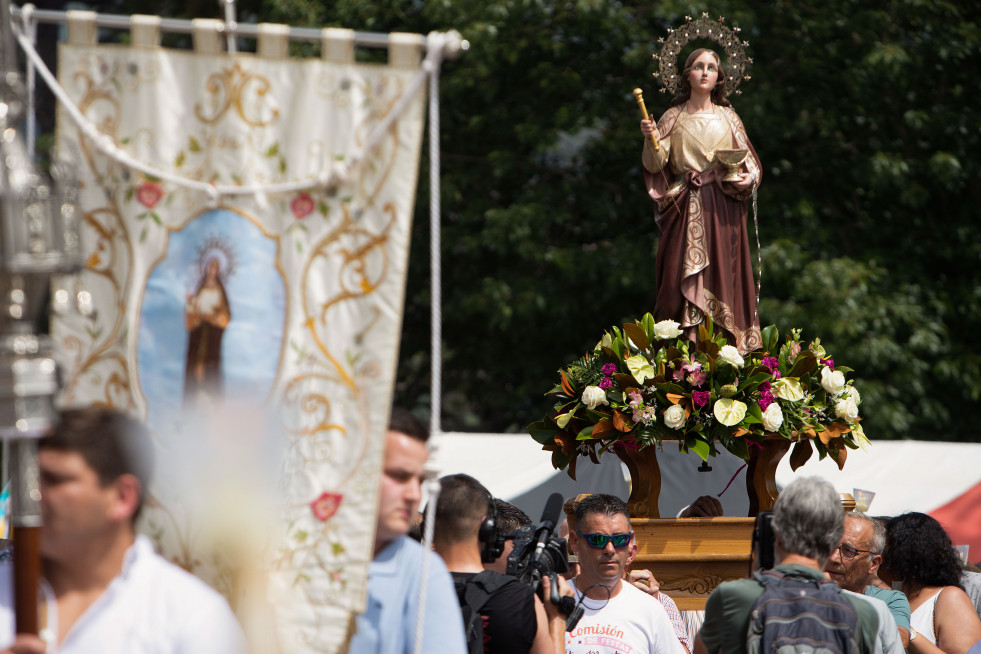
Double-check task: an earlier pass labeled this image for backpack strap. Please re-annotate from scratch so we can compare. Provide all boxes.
[461,572,516,640]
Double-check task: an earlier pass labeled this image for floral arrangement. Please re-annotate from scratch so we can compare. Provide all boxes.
[527,314,868,478]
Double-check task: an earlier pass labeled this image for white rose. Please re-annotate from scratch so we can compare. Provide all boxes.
[581,385,610,410]
[663,404,687,429]
[761,403,784,432]
[845,385,861,405]
[652,319,683,340]
[718,345,745,368]
[835,396,860,423]
[821,367,846,395]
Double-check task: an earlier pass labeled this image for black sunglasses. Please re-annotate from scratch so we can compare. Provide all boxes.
[576,531,633,549]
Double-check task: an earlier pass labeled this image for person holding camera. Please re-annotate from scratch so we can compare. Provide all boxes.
[481,499,532,575]
[433,474,563,654]
[693,477,879,654]
[565,494,686,654]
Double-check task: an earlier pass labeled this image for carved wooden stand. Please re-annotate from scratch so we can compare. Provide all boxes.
[614,439,791,610]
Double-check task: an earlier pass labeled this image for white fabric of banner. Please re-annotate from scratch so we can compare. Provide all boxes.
[50,41,427,652]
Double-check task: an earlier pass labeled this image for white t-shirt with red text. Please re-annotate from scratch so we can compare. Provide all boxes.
[565,579,686,654]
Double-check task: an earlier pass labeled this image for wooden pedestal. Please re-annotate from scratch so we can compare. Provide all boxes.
[612,439,791,609]
[629,518,754,610]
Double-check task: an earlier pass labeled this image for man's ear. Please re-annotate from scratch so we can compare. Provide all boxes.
[568,530,579,555]
[868,553,882,576]
[626,541,638,567]
[106,473,142,523]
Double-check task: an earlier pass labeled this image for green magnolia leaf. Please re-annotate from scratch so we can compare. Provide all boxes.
[738,372,772,392]
[576,425,595,440]
[527,421,559,444]
[788,352,817,377]
[685,436,711,461]
[640,313,657,341]
[761,325,779,353]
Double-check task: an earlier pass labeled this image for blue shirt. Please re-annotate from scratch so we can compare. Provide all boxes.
[865,586,911,630]
[349,536,466,654]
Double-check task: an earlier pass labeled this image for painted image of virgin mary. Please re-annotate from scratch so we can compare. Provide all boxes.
[184,256,231,407]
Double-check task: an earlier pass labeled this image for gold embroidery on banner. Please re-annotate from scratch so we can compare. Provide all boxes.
[59,60,137,412]
[195,61,281,128]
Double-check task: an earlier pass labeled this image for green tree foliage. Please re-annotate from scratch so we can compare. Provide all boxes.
[83,0,981,440]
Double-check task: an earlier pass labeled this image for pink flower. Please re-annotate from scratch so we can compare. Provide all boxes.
[672,366,686,382]
[291,192,315,219]
[311,491,343,522]
[757,381,774,412]
[602,363,617,376]
[683,359,703,374]
[628,390,644,408]
[762,356,781,379]
[692,390,711,408]
[598,377,613,390]
[789,342,802,359]
[688,369,707,387]
[821,357,835,370]
[136,181,163,208]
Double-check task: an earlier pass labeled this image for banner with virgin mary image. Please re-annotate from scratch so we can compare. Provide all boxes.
[50,22,427,652]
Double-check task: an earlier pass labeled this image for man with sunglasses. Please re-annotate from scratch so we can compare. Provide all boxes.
[826,513,909,651]
[565,494,686,654]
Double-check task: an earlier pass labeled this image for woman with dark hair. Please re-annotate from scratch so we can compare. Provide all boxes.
[879,512,981,653]
[640,48,762,353]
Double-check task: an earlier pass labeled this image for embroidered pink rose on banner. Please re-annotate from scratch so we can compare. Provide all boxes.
[311,491,343,522]
[136,182,164,209]
[290,192,315,219]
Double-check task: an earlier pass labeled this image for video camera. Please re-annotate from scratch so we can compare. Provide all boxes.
[502,493,583,630]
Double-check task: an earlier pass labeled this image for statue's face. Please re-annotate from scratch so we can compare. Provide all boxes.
[206,258,220,280]
[688,50,720,95]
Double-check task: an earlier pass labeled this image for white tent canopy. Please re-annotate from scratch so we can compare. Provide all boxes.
[430,433,981,527]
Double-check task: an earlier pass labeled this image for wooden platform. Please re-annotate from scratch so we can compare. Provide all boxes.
[629,517,755,610]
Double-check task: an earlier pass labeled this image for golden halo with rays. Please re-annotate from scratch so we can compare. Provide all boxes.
[653,13,752,96]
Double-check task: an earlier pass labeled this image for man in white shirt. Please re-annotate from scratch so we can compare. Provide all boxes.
[1,407,245,654]
[564,494,686,654]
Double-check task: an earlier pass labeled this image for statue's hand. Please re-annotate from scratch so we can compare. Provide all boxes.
[731,172,755,191]
[640,118,659,142]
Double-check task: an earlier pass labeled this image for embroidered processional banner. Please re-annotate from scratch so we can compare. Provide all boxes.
[50,28,426,652]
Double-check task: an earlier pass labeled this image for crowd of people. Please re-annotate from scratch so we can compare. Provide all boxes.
[1,405,979,653]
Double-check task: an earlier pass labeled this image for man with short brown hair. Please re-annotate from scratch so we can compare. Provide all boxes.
[348,408,466,654]
[1,406,245,654]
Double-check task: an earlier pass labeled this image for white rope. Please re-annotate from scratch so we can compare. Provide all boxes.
[413,477,441,654]
[21,3,37,157]
[12,23,462,201]
[428,32,444,440]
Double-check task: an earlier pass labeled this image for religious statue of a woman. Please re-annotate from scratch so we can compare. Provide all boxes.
[641,36,762,354]
[184,256,231,407]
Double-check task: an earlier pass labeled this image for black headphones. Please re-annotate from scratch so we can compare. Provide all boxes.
[479,495,502,563]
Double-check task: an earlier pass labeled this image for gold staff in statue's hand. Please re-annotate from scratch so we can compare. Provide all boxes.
[633,88,659,151]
